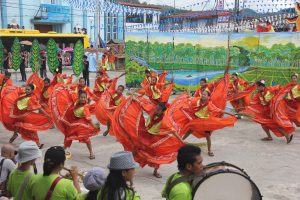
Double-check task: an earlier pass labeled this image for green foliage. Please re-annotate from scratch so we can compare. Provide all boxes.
[0,39,3,70]
[11,38,21,71]
[125,58,145,87]
[46,38,58,73]
[30,39,41,72]
[72,40,84,77]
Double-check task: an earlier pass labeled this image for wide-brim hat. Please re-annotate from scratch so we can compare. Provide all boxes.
[15,141,41,164]
[107,151,139,170]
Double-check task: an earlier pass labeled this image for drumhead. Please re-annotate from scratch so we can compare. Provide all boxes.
[193,170,262,200]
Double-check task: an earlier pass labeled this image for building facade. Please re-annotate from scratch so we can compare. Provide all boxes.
[0,0,124,45]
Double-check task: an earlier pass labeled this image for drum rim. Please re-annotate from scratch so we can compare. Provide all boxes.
[192,169,263,200]
[204,161,249,176]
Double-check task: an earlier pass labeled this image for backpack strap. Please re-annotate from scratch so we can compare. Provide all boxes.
[165,174,193,199]
[44,176,62,200]
[16,172,33,200]
[0,158,6,177]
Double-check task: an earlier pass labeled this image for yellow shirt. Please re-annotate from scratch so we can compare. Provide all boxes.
[17,96,30,110]
[259,91,274,105]
[194,100,209,118]
[112,94,122,106]
[151,85,161,100]
[287,85,300,99]
[145,116,162,135]
[74,107,85,118]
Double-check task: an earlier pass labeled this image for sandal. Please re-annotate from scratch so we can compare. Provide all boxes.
[287,135,294,144]
[38,144,44,149]
[208,151,214,157]
[261,137,273,141]
[89,155,95,160]
[65,150,72,159]
[9,133,18,143]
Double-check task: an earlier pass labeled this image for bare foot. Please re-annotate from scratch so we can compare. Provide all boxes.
[103,130,109,136]
[261,137,273,141]
[287,135,293,144]
[208,151,214,157]
[89,154,95,160]
[153,171,162,178]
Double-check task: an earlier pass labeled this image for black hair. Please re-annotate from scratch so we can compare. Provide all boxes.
[27,83,35,91]
[43,146,66,176]
[145,69,151,74]
[157,102,167,111]
[291,74,298,79]
[44,78,50,83]
[100,170,134,200]
[232,73,238,76]
[79,77,85,81]
[78,90,87,97]
[177,145,201,171]
[86,190,100,200]
[84,55,88,59]
[200,78,207,83]
[117,85,125,90]
[256,80,265,87]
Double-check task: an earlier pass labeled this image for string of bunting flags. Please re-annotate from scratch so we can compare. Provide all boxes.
[64,0,161,15]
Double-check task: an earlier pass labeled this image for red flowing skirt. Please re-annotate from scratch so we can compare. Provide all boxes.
[112,96,184,168]
[1,88,53,142]
[228,85,256,111]
[50,85,100,142]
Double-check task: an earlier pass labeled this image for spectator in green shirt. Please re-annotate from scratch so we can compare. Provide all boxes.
[7,141,42,200]
[30,146,81,200]
[97,151,140,200]
[162,145,203,200]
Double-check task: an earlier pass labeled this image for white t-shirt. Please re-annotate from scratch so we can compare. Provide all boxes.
[0,156,16,183]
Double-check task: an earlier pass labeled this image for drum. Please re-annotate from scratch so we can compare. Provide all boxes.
[192,162,262,200]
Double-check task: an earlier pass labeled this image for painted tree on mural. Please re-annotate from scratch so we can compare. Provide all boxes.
[72,40,84,77]
[11,38,21,71]
[30,39,41,72]
[47,38,59,73]
[0,39,3,69]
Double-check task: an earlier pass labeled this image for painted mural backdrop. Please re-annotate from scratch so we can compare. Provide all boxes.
[125,32,300,91]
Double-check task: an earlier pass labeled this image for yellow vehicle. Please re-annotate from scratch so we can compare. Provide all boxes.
[0,29,89,49]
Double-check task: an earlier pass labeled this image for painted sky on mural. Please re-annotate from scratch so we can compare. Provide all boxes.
[126,32,300,48]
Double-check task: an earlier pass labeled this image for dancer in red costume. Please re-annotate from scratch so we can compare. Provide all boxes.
[1,84,53,148]
[246,80,294,143]
[93,70,111,98]
[194,78,215,97]
[138,74,174,113]
[50,86,100,159]
[284,74,300,126]
[112,97,185,178]
[50,69,72,87]
[70,77,98,102]
[95,76,125,136]
[181,90,237,156]
[0,72,15,121]
[40,78,53,114]
[227,73,256,114]
[140,69,159,88]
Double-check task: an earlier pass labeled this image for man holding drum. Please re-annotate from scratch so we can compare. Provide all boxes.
[162,145,203,200]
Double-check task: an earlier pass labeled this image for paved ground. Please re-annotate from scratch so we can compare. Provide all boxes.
[1,70,300,200]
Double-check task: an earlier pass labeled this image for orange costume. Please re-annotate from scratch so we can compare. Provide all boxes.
[50,73,72,87]
[227,78,256,112]
[194,82,214,98]
[163,74,232,136]
[93,74,111,98]
[246,85,295,137]
[112,96,184,169]
[284,83,300,125]
[1,87,53,142]
[95,78,125,135]
[0,75,14,121]
[70,84,97,102]
[50,85,100,147]
[140,72,159,88]
[0,74,13,90]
